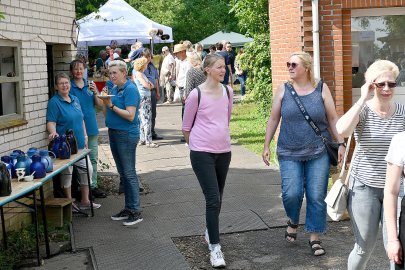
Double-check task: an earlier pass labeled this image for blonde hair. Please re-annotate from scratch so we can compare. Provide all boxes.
[187,52,202,68]
[289,51,317,87]
[364,59,399,82]
[133,57,148,72]
[108,60,127,74]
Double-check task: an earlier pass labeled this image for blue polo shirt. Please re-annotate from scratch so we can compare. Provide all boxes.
[105,80,140,137]
[144,63,158,88]
[46,93,86,149]
[69,79,99,136]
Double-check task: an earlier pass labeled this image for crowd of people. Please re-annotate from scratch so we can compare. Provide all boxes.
[45,40,405,269]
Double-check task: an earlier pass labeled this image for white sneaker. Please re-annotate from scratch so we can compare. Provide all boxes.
[204,229,212,251]
[210,245,226,268]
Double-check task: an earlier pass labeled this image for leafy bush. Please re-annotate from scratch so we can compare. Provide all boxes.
[239,34,272,116]
[230,0,272,116]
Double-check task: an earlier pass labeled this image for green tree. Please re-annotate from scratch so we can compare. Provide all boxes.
[75,0,106,19]
[230,0,272,116]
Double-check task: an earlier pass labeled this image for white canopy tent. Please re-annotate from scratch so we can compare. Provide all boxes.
[197,31,253,49]
[77,0,173,47]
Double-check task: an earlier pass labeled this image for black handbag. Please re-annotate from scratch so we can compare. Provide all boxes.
[285,81,339,166]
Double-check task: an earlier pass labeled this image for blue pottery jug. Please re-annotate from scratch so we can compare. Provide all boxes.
[30,155,46,179]
[1,156,16,179]
[58,135,71,160]
[49,136,60,158]
[39,150,55,173]
[27,148,39,158]
[12,149,25,156]
[14,155,31,176]
[9,152,20,165]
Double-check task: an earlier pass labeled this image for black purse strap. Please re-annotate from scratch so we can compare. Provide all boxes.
[285,81,328,142]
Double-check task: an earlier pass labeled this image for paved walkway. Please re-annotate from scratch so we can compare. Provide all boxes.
[46,103,387,269]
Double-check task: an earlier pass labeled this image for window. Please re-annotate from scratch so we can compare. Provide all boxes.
[0,40,25,128]
[351,8,405,88]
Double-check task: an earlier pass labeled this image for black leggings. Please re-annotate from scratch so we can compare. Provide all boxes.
[190,150,231,244]
[396,197,405,270]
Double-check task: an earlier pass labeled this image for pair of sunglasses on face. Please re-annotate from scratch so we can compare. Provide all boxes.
[373,81,397,89]
[286,62,299,69]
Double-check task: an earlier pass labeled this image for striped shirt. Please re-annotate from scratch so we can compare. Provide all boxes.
[351,103,405,188]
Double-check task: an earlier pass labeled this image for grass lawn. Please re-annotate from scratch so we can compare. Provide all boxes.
[230,101,278,166]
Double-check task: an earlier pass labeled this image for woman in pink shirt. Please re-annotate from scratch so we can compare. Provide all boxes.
[182,54,233,268]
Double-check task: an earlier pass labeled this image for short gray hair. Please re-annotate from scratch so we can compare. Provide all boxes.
[108,60,127,74]
[365,60,399,82]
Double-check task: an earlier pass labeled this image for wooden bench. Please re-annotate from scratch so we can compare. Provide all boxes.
[43,198,74,228]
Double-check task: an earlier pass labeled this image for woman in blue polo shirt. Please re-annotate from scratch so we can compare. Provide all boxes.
[46,72,101,210]
[98,60,143,226]
[69,59,106,199]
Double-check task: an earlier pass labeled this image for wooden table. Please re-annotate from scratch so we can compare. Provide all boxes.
[0,149,92,266]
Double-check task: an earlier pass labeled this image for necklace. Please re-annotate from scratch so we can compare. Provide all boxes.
[374,103,393,119]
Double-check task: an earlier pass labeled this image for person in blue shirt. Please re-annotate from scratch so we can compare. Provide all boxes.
[69,59,106,199]
[46,72,101,210]
[141,48,163,140]
[98,60,143,226]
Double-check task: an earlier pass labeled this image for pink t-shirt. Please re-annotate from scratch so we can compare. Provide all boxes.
[182,86,233,153]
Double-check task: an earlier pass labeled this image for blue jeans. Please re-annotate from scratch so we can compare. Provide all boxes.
[237,74,247,96]
[348,178,403,270]
[108,129,140,212]
[279,151,330,233]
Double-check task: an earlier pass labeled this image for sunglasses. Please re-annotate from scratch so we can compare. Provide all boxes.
[373,81,397,89]
[286,62,299,69]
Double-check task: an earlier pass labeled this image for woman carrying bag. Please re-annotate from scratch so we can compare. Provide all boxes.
[336,59,405,270]
[262,51,345,256]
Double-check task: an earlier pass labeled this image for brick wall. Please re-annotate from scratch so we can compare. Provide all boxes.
[0,0,76,154]
[269,0,405,115]
[0,0,76,234]
[269,0,304,87]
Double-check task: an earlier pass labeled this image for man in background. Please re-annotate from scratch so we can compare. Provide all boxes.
[160,46,176,103]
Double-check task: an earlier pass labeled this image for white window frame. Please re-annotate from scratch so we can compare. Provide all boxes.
[0,40,24,128]
[351,7,405,105]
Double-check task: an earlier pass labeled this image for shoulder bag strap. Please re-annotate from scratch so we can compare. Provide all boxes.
[285,81,327,142]
[191,87,201,128]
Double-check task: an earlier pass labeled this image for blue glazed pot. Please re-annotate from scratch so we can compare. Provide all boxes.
[30,155,46,179]
[14,155,31,176]
[39,150,55,173]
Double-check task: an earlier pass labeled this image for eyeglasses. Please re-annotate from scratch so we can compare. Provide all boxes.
[286,62,299,69]
[57,81,69,86]
[373,81,397,89]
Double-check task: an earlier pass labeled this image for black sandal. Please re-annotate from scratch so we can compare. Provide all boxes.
[285,220,298,243]
[309,240,326,256]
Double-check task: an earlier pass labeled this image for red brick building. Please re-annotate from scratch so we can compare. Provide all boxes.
[269,1,405,115]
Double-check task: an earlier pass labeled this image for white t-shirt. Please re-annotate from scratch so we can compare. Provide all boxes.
[385,131,405,176]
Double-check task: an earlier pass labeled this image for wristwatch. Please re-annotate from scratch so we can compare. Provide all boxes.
[338,142,347,147]
[110,104,115,110]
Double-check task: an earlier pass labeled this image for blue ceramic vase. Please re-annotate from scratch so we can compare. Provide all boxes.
[30,155,46,179]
